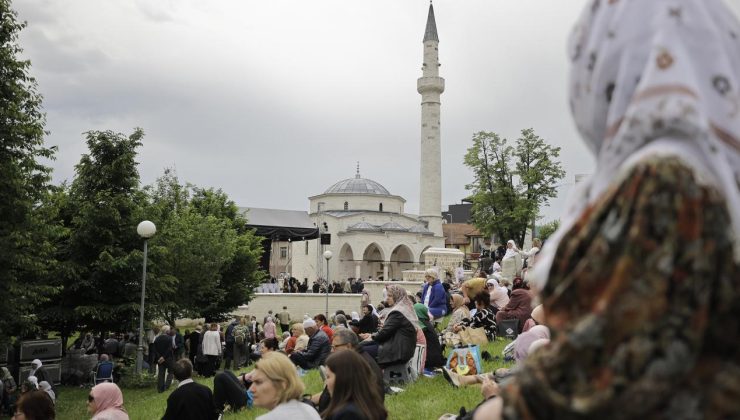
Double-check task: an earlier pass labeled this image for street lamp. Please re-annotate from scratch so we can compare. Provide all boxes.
[323,250,333,319]
[135,220,156,374]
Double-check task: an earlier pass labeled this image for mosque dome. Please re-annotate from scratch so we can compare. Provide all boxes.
[325,166,390,196]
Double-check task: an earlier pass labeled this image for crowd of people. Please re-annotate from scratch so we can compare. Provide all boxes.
[5,0,739,417]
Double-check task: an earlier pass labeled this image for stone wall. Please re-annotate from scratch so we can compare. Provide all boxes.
[233,293,364,322]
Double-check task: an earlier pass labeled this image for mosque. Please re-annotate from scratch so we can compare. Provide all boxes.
[245,3,450,283]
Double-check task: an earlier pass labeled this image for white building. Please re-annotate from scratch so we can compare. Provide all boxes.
[289,166,444,283]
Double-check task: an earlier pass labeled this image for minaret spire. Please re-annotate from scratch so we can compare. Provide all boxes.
[417,2,445,237]
[423,1,439,43]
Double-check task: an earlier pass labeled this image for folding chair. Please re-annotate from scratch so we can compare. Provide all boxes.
[91,361,114,385]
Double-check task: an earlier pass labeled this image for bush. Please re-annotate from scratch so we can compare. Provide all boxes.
[117,365,157,389]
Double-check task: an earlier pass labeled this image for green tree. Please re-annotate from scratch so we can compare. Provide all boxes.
[0,0,59,340]
[44,129,149,338]
[537,219,560,241]
[145,172,265,324]
[464,129,565,246]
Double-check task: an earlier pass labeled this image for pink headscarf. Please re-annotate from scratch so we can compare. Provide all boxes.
[91,382,128,420]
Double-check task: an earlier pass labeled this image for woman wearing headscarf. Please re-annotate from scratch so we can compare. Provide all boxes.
[499,240,522,282]
[359,285,418,368]
[1,366,17,413]
[81,333,96,355]
[445,294,470,334]
[414,303,445,370]
[87,382,128,420]
[494,284,532,334]
[28,360,51,387]
[476,1,740,418]
[38,381,55,404]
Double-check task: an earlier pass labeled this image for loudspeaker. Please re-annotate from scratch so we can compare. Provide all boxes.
[320,233,331,245]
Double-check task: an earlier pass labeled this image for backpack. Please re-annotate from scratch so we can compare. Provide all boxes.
[234,326,247,345]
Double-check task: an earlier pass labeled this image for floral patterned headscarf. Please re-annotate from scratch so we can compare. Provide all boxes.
[381,285,419,328]
[534,0,740,290]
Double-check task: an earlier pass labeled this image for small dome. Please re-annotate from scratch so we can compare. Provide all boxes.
[347,222,381,232]
[325,166,390,195]
[380,222,408,232]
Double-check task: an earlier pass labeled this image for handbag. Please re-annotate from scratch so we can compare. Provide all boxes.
[459,326,488,346]
[446,345,483,376]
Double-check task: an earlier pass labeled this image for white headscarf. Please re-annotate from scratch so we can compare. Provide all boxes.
[503,240,518,260]
[534,0,740,289]
[29,359,42,376]
[39,381,55,402]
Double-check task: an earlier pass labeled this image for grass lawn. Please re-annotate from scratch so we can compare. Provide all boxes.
[53,331,513,419]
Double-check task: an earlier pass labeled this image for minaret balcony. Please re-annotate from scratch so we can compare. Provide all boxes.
[417,77,445,94]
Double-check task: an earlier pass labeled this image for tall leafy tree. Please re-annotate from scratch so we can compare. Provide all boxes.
[0,0,59,340]
[145,172,265,324]
[464,129,565,246]
[48,129,149,336]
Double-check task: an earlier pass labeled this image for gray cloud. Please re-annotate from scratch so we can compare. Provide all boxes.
[15,0,608,224]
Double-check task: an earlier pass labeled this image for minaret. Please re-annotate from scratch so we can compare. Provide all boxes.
[418,1,444,237]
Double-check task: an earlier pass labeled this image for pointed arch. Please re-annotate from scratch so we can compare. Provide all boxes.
[363,242,385,262]
[339,243,354,261]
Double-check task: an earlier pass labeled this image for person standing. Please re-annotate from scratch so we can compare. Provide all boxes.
[231,317,249,369]
[263,317,277,340]
[162,359,218,420]
[187,326,201,368]
[154,326,175,393]
[174,328,185,360]
[277,307,291,334]
[223,319,239,370]
[201,323,222,378]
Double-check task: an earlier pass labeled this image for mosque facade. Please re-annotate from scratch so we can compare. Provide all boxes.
[288,3,446,283]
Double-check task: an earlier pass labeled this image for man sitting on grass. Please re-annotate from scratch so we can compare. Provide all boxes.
[162,359,218,420]
[288,319,330,370]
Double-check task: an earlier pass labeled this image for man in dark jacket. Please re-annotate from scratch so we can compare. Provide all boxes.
[187,327,201,368]
[154,326,175,393]
[289,319,330,369]
[162,359,218,420]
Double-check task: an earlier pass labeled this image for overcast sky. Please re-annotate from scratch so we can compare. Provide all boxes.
[14,1,740,223]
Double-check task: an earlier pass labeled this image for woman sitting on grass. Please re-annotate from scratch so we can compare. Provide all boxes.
[249,352,319,420]
[359,285,418,368]
[322,350,387,420]
[453,291,497,341]
[88,382,128,420]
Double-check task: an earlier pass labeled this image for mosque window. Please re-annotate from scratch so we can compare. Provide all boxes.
[379,203,383,212]
[344,201,349,210]
[280,247,288,259]
[305,241,309,255]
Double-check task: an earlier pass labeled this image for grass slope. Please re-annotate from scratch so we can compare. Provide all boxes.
[54,338,512,419]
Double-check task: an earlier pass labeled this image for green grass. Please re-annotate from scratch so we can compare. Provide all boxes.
[53,337,513,419]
